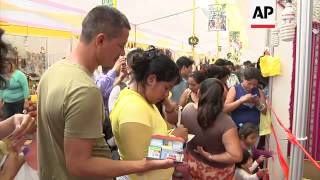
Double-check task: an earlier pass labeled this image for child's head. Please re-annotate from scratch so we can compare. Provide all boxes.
[239,123,259,147]
[236,150,253,170]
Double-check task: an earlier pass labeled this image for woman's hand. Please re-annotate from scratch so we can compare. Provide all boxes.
[194,146,213,161]
[0,152,25,180]
[171,127,188,142]
[23,100,37,118]
[10,114,36,141]
[256,155,266,164]
[239,94,255,103]
[256,168,268,178]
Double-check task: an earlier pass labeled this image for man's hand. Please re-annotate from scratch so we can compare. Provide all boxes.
[142,158,176,172]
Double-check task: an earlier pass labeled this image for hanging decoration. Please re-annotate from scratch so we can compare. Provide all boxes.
[102,0,117,8]
[279,2,296,42]
[188,35,199,47]
[208,4,227,31]
[271,26,280,47]
[314,0,320,21]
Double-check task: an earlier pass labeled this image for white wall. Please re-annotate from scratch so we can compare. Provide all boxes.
[268,4,294,180]
[46,38,72,66]
[231,2,294,178]
[236,0,269,64]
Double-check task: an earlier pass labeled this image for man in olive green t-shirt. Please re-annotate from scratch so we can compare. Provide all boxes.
[37,6,175,180]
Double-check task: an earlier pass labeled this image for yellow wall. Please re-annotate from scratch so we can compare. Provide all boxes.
[0,22,75,39]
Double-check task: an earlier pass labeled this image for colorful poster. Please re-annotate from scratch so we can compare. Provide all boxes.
[102,0,117,8]
[208,4,227,31]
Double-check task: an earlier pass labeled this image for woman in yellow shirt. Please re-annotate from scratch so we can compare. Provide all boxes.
[110,48,187,180]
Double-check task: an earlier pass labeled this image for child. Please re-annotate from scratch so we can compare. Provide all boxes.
[235,150,268,180]
[239,122,272,160]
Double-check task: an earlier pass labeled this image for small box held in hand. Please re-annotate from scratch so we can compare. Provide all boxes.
[147,135,185,162]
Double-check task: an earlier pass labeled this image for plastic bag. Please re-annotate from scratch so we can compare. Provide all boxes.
[259,55,281,77]
[259,109,272,136]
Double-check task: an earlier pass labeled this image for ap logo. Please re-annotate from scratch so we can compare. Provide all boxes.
[250,0,276,28]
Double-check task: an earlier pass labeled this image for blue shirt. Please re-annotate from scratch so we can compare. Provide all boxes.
[231,84,260,127]
[95,69,117,118]
[170,78,187,103]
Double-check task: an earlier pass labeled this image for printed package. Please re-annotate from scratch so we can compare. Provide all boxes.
[147,135,184,162]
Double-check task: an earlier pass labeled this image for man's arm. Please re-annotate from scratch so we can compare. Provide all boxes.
[63,86,175,178]
[95,70,117,98]
[95,57,125,99]
[64,137,174,178]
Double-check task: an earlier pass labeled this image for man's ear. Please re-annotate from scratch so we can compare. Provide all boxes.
[95,33,106,47]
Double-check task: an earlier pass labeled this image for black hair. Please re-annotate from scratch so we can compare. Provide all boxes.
[214,58,227,66]
[80,6,131,43]
[236,150,252,168]
[189,71,206,84]
[197,78,224,129]
[131,48,181,85]
[243,60,252,67]
[205,64,230,80]
[225,60,234,67]
[238,122,259,139]
[0,29,10,89]
[176,56,194,70]
[0,28,8,75]
[243,67,261,81]
[126,48,144,67]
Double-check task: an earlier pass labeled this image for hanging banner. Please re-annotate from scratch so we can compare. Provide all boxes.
[102,0,117,8]
[208,4,227,31]
[250,0,276,28]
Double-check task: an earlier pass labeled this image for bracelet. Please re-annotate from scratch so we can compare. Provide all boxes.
[208,154,214,161]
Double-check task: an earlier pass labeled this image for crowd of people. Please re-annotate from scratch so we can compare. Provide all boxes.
[0,5,273,180]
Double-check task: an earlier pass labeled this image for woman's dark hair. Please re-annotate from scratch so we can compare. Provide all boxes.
[0,28,10,89]
[197,78,224,129]
[0,29,8,74]
[243,67,261,81]
[126,48,144,67]
[238,122,259,139]
[205,64,230,80]
[236,150,252,168]
[189,71,206,84]
[131,47,181,85]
